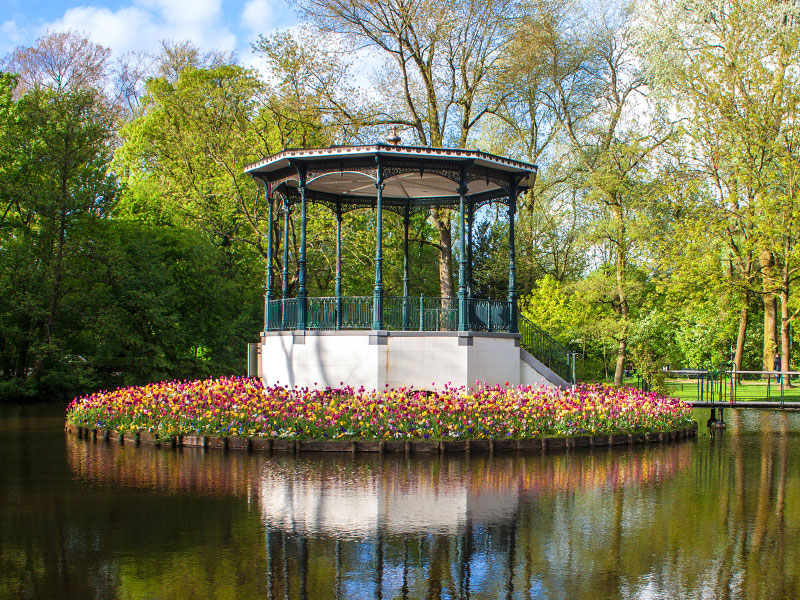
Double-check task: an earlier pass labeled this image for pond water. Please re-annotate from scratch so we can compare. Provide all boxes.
[1,404,798,599]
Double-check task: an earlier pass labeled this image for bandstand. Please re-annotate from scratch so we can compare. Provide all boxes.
[245,143,573,390]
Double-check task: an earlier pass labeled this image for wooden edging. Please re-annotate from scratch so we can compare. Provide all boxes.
[65,421,698,454]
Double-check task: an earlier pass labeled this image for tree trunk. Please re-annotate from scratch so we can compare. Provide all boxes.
[763,294,777,371]
[431,208,455,297]
[780,286,792,387]
[45,206,68,345]
[613,203,628,387]
[614,336,627,387]
[760,250,777,371]
[734,294,748,384]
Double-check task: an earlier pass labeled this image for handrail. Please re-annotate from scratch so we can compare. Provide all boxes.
[518,313,573,384]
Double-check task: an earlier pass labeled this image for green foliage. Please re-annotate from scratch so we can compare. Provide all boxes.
[0,65,264,402]
[6,8,800,402]
[115,64,277,245]
[67,221,262,388]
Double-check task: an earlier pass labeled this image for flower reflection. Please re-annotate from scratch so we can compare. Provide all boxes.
[67,436,691,535]
[55,412,800,599]
[66,436,700,599]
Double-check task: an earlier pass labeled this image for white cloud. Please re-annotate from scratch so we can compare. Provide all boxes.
[42,0,237,57]
[143,0,222,25]
[4,0,301,81]
[241,0,275,34]
[1,19,27,56]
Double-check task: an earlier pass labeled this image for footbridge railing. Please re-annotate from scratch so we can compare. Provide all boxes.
[658,369,800,406]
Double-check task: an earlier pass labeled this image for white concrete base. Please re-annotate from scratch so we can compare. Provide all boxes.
[259,330,567,391]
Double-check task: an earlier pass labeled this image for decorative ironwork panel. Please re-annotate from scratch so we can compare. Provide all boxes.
[306,159,378,184]
[272,185,512,213]
[404,196,461,212]
[412,296,458,331]
[274,187,302,207]
[466,165,512,190]
[469,299,512,332]
[269,166,299,189]
[306,297,338,330]
[310,192,376,213]
[383,296,414,331]
[472,189,512,210]
[381,158,462,184]
[340,297,373,329]
[266,298,300,331]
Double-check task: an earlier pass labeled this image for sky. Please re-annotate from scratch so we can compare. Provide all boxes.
[0,0,301,68]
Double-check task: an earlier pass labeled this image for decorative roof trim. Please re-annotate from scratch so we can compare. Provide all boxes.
[244,144,536,175]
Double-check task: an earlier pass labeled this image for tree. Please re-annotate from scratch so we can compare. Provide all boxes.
[0,71,120,398]
[480,0,593,294]
[639,0,800,377]
[254,31,363,146]
[3,30,111,94]
[286,0,522,297]
[115,63,277,258]
[67,221,262,388]
[529,8,672,385]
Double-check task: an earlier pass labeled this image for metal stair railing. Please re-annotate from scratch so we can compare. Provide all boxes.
[518,314,573,384]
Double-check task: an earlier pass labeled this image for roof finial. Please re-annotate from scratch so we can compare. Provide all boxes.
[387,125,401,146]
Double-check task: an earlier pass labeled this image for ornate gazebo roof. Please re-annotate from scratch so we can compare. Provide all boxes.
[244,144,537,215]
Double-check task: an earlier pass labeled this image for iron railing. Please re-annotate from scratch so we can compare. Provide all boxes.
[268,296,484,332]
[266,298,300,331]
[518,314,572,383]
[306,296,372,330]
[266,296,574,383]
[469,299,511,332]
[658,369,800,405]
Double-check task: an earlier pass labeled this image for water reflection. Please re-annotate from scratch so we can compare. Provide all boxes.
[65,435,695,599]
[5,406,800,599]
[66,437,692,537]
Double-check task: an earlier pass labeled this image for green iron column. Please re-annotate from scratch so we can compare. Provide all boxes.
[457,167,469,331]
[335,204,342,330]
[507,180,518,333]
[264,181,274,332]
[372,164,384,330]
[297,166,308,330]
[281,201,290,330]
[467,197,474,300]
[402,202,410,330]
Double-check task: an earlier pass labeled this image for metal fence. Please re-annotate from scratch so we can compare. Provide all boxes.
[469,299,511,332]
[646,369,800,405]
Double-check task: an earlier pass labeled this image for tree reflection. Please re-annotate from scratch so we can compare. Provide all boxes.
[65,437,699,598]
[55,415,800,598]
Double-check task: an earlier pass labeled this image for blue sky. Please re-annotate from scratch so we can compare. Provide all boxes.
[1,0,300,66]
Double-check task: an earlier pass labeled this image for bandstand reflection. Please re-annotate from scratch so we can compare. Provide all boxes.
[66,438,694,599]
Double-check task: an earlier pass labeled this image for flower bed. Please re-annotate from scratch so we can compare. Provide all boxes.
[66,377,694,442]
